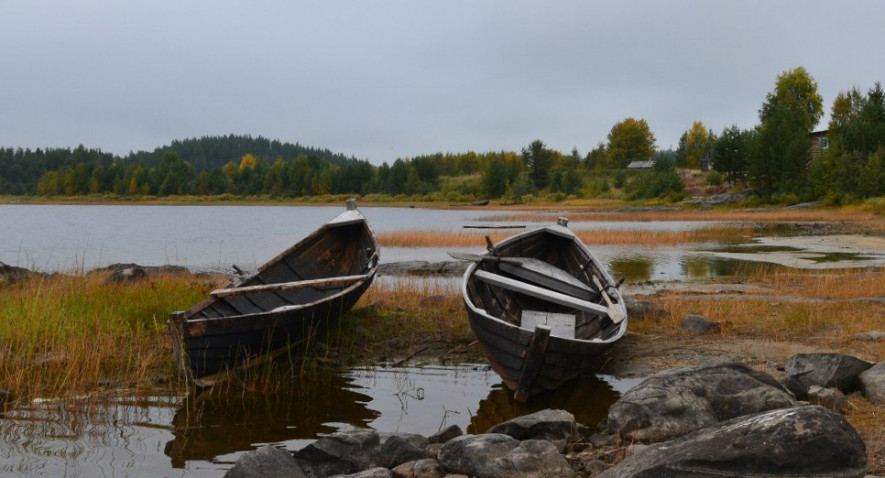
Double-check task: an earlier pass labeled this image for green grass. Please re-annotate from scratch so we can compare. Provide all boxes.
[0,272,214,402]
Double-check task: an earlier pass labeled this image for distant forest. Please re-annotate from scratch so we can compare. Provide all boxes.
[2,69,884,204]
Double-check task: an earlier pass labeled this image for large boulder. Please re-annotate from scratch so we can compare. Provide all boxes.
[437,434,575,478]
[598,406,868,478]
[859,361,885,404]
[782,353,874,400]
[224,445,305,478]
[606,362,797,442]
[294,428,381,477]
[486,409,577,452]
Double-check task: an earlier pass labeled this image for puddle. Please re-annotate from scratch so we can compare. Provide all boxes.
[0,365,639,477]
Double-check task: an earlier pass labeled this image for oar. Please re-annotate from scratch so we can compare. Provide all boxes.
[448,251,497,262]
[592,275,627,324]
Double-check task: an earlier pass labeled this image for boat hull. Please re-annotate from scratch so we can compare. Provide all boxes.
[461,221,627,400]
[169,201,378,386]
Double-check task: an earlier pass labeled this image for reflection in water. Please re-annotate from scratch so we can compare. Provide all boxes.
[166,372,378,468]
[469,375,634,434]
[0,393,183,478]
[0,366,632,477]
[609,257,655,282]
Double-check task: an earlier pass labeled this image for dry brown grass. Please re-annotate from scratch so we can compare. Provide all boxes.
[476,208,883,225]
[378,225,757,248]
[0,273,214,401]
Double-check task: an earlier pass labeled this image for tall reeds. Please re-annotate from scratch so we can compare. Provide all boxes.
[378,225,756,248]
[0,273,214,402]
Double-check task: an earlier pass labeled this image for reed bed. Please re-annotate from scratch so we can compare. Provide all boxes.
[378,225,756,248]
[0,273,213,402]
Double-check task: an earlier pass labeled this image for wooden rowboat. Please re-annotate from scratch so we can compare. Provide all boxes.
[168,199,378,387]
[458,217,628,401]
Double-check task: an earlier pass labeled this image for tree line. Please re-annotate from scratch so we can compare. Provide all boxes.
[2,68,883,203]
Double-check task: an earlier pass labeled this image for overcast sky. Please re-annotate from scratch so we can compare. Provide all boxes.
[2,1,884,164]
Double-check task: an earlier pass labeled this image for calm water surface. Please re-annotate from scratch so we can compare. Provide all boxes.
[0,204,724,273]
[0,365,640,477]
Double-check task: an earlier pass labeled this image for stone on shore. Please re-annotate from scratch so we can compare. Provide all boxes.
[328,468,392,478]
[0,262,41,285]
[426,425,462,444]
[679,314,720,334]
[859,361,885,404]
[391,459,445,478]
[624,299,666,321]
[782,353,874,400]
[486,409,577,452]
[598,406,868,478]
[224,445,305,478]
[606,362,797,442]
[294,428,380,477]
[437,434,575,478]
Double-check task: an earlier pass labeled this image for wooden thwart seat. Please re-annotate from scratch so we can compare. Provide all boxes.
[210,274,370,299]
[497,257,596,300]
[473,269,609,316]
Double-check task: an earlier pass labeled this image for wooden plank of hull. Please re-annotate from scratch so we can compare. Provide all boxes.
[178,275,373,381]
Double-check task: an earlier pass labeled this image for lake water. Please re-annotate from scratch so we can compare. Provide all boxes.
[0,204,727,274]
[6,203,880,280]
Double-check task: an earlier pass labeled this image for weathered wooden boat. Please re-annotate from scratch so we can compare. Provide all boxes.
[168,199,378,387]
[457,218,628,401]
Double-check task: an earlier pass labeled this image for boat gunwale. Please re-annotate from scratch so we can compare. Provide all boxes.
[461,223,628,346]
[173,206,379,321]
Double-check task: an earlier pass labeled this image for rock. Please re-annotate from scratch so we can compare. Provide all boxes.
[295,428,380,476]
[859,361,885,404]
[606,362,797,442]
[808,385,848,412]
[624,299,666,321]
[486,409,577,452]
[598,406,868,478]
[679,314,720,334]
[782,353,874,400]
[328,468,392,478]
[587,433,617,448]
[437,434,576,478]
[224,445,305,478]
[391,458,445,478]
[427,425,462,444]
[104,266,148,284]
[378,434,429,469]
[0,262,40,285]
[855,331,885,341]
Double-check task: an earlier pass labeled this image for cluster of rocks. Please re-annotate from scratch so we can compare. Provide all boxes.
[0,261,191,286]
[227,359,883,478]
[0,261,45,285]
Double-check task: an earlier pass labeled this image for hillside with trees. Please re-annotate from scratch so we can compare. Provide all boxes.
[2,68,884,206]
